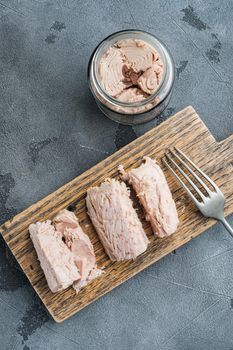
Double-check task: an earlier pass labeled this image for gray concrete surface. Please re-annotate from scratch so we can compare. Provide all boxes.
[0,0,233,349]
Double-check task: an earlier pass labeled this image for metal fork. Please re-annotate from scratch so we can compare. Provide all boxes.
[163,147,233,237]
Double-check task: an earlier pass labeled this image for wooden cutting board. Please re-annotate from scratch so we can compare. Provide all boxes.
[1,106,233,322]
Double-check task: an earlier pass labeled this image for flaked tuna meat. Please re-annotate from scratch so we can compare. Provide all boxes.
[138,62,163,95]
[29,209,101,293]
[98,38,164,110]
[122,65,140,87]
[86,178,148,261]
[119,157,179,238]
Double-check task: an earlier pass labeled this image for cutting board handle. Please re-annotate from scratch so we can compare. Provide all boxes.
[219,134,233,157]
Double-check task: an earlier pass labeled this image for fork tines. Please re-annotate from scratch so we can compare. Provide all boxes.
[162,147,220,206]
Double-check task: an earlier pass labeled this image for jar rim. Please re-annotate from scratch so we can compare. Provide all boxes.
[88,29,174,109]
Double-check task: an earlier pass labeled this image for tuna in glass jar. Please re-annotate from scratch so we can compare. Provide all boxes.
[88,29,175,125]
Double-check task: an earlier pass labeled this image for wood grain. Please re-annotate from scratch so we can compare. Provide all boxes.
[1,106,233,322]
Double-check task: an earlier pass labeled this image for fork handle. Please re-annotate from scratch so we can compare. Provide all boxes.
[220,218,233,238]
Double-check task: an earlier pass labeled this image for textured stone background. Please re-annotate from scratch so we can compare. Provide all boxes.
[1,1,233,349]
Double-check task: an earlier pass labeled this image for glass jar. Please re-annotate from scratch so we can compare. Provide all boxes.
[88,29,175,125]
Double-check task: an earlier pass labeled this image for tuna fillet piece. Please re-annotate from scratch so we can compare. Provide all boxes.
[53,209,101,292]
[29,220,80,293]
[116,88,148,103]
[29,209,101,293]
[137,61,163,95]
[86,178,149,261]
[119,157,179,238]
[99,47,125,97]
[116,39,159,73]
